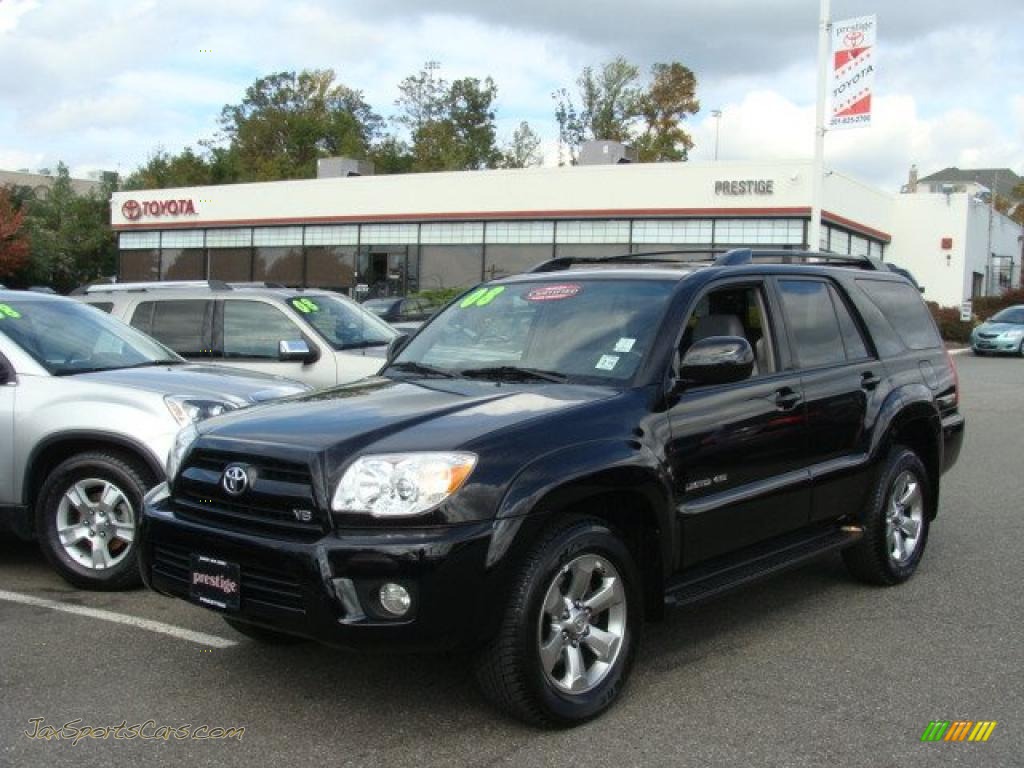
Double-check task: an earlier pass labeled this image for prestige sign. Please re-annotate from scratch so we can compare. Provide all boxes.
[714,179,775,196]
[120,198,198,221]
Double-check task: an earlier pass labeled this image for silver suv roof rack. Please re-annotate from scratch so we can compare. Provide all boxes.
[713,248,884,271]
[71,280,233,295]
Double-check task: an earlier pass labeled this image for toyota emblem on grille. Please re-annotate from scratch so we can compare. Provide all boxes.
[221,464,251,496]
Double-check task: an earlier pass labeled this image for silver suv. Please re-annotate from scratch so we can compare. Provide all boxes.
[0,291,308,589]
[76,282,398,389]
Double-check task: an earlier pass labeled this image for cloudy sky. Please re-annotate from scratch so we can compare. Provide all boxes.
[0,0,1021,191]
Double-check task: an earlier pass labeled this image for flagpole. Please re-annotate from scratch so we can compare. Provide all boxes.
[809,0,830,251]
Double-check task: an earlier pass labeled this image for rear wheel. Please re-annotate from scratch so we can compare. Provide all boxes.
[843,447,930,585]
[36,451,153,590]
[475,517,641,727]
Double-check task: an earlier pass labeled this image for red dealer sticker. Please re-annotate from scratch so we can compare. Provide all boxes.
[525,283,583,302]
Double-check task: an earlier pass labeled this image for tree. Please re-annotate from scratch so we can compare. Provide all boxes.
[500,122,543,168]
[0,189,30,280]
[554,57,699,163]
[218,69,383,181]
[394,62,502,172]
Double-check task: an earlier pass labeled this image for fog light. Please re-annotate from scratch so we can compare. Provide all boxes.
[378,583,412,617]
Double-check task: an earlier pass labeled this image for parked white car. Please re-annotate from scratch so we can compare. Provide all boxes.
[0,290,308,589]
[75,282,397,389]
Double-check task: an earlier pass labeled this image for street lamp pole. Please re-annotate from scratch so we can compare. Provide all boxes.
[711,109,722,161]
[809,0,831,251]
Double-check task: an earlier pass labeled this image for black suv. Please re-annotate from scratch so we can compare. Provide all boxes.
[140,249,964,726]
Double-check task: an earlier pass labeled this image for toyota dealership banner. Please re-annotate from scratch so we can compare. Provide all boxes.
[830,15,876,130]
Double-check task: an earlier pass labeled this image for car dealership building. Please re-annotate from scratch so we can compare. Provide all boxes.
[110,160,1023,308]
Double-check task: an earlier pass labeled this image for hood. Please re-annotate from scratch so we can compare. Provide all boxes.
[76,364,309,403]
[197,376,618,454]
[976,322,1023,334]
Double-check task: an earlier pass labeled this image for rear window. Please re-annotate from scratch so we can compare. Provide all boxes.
[131,300,212,357]
[856,279,941,351]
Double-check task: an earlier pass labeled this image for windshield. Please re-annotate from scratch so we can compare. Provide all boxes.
[362,299,398,317]
[989,307,1024,325]
[0,297,182,375]
[391,279,675,384]
[288,294,397,350]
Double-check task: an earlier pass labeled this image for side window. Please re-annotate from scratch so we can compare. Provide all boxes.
[87,302,114,314]
[129,302,155,334]
[828,286,870,360]
[144,300,212,357]
[778,280,846,369]
[680,284,776,379]
[856,279,942,350]
[223,300,301,359]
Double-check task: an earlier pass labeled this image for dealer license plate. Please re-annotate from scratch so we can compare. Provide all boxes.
[189,554,241,611]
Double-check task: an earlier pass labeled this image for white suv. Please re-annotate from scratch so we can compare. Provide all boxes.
[76,282,397,389]
[0,290,308,589]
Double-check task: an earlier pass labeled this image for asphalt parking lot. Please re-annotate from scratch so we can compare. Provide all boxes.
[1,352,1020,768]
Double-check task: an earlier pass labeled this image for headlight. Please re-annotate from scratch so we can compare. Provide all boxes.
[165,395,239,426]
[332,452,477,517]
[166,423,199,482]
[1001,329,1024,340]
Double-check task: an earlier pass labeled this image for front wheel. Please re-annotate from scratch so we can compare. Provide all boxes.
[843,447,931,585]
[36,451,153,590]
[475,518,641,727]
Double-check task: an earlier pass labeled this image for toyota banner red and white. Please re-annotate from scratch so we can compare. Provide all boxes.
[830,15,876,130]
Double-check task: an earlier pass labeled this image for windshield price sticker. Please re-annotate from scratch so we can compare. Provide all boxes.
[524,284,582,302]
[291,298,320,314]
[613,338,635,353]
[595,354,619,371]
[460,286,505,308]
[0,304,21,319]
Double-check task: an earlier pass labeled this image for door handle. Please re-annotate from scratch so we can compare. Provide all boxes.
[861,372,881,391]
[774,388,802,411]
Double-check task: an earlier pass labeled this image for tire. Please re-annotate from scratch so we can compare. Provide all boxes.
[475,517,642,727]
[36,451,154,591]
[842,447,931,586]
[1018,341,1024,358]
[223,617,306,645]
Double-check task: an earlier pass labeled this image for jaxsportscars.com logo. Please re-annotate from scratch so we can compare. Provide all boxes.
[120,199,198,220]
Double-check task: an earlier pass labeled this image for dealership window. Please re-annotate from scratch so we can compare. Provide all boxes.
[850,235,870,257]
[830,230,851,255]
[253,226,303,248]
[418,245,482,290]
[160,230,204,249]
[485,221,555,244]
[209,249,252,282]
[305,225,359,246]
[715,219,803,245]
[554,244,630,260]
[484,244,552,279]
[205,228,253,248]
[632,219,711,244]
[119,250,160,282]
[161,249,205,280]
[555,220,630,244]
[361,223,418,245]
[420,222,485,245]
[306,246,356,291]
[254,247,303,285]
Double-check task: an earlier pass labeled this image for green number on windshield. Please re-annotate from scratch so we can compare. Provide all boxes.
[291,298,320,314]
[0,304,21,319]
[460,286,504,308]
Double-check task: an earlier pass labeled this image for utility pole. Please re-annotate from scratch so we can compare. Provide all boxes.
[809,0,831,251]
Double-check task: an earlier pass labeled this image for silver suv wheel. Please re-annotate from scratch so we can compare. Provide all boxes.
[885,470,924,565]
[55,478,136,571]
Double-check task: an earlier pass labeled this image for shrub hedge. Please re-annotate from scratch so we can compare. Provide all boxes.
[926,287,1024,342]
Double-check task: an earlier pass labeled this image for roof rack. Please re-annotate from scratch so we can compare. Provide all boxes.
[713,248,885,271]
[530,248,727,273]
[227,281,290,289]
[71,280,233,295]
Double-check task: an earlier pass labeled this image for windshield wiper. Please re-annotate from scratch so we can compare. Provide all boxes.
[459,365,568,383]
[118,359,185,369]
[387,361,456,378]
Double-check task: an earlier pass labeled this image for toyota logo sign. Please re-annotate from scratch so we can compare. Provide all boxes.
[221,464,251,496]
[121,200,142,220]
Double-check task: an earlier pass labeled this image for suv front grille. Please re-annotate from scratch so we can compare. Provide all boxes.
[173,449,325,537]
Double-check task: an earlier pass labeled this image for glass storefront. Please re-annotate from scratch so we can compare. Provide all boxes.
[117,217,888,294]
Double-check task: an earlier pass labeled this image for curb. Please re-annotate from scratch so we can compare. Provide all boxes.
[947,347,971,356]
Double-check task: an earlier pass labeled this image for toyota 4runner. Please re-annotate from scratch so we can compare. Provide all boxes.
[139,249,964,726]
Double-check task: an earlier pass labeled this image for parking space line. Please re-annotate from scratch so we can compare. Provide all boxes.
[0,589,237,648]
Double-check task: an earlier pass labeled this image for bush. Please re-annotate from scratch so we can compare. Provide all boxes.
[973,288,1024,320]
[927,302,973,343]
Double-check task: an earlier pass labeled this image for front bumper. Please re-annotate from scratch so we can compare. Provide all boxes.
[972,338,1022,354]
[140,495,497,651]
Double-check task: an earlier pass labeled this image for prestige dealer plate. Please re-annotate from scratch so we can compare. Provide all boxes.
[190,554,241,611]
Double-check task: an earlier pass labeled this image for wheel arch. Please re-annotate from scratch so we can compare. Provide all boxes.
[22,431,163,529]
[874,399,942,519]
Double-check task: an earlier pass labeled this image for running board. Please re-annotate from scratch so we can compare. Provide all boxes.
[664,526,862,608]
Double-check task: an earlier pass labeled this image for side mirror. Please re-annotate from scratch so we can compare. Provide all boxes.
[386,333,411,364]
[278,339,318,364]
[677,336,754,388]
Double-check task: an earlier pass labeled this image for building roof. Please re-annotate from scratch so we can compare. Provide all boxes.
[0,169,103,197]
[917,167,1022,199]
